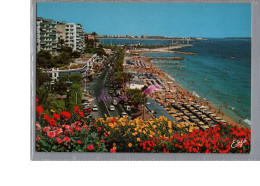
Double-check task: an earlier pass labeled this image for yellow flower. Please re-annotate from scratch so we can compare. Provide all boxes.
[113,143,116,147]
[138,129,142,133]
[137,138,140,142]
[168,129,172,133]
[128,143,132,147]
[108,131,111,135]
[113,147,117,150]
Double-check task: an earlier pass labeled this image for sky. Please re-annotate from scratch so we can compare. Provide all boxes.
[37,2,251,38]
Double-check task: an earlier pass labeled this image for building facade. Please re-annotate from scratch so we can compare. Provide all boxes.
[65,23,85,52]
[37,18,85,53]
[36,17,58,54]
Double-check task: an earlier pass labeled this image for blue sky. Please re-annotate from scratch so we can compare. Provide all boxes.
[37,2,251,38]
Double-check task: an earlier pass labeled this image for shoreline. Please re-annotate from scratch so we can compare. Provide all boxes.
[155,59,248,128]
[125,53,248,129]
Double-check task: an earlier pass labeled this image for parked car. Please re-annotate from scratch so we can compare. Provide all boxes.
[121,112,127,117]
[109,105,115,111]
[116,90,121,96]
[126,105,131,112]
[84,105,91,109]
[92,105,98,111]
[108,89,114,94]
[113,99,118,105]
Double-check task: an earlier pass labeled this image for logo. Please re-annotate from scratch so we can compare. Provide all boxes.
[231,139,247,149]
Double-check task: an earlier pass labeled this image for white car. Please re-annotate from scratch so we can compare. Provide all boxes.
[109,105,115,111]
[121,112,127,117]
[92,105,98,111]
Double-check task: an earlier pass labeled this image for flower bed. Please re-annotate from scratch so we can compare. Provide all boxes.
[36,104,107,152]
[36,101,251,153]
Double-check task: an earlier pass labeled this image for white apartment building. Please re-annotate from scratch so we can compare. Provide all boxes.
[65,23,85,52]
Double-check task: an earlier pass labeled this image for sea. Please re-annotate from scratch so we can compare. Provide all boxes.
[100,38,251,126]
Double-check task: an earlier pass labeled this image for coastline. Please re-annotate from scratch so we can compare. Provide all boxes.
[125,53,248,129]
[153,59,248,128]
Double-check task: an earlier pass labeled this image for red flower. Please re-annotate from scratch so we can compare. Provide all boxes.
[77,140,82,144]
[43,114,50,121]
[36,106,44,113]
[60,111,71,119]
[47,131,56,138]
[98,127,102,132]
[43,127,50,132]
[74,106,80,114]
[75,126,82,132]
[93,123,97,127]
[53,113,60,120]
[79,112,84,117]
[36,98,39,103]
[36,136,40,141]
[55,128,63,135]
[87,145,94,151]
[103,132,107,137]
[62,125,70,130]
[63,136,71,143]
[56,137,63,144]
[100,140,105,143]
[110,148,116,153]
[111,119,116,123]
[48,118,57,126]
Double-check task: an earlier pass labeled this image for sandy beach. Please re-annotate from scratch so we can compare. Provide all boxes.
[125,54,246,128]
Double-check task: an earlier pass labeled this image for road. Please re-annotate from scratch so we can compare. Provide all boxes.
[82,55,125,118]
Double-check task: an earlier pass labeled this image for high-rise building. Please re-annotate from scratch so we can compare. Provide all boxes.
[65,23,85,52]
[37,18,85,53]
[36,17,58,54]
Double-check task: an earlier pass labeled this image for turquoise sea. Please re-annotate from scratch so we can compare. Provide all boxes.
[101,38,251,126]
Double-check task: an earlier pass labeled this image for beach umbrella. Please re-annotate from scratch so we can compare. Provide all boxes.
[142,84,162,97]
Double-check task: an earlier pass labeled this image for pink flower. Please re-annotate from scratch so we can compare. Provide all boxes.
[75,126,81,132]
[63,136,70,143]
[47,131,56,138]
[43,127,50,132]
[55,128,63,135]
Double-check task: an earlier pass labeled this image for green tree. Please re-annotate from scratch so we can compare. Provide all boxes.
[126,89,146,107]
[36,50,54,68]
[59,73,83,85]
[114,72,132,86]
[36,68,52,91]
[68,83,82,109]
[71,51,81,58]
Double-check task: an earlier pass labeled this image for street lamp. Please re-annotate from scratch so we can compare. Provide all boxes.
[71,89,79,105]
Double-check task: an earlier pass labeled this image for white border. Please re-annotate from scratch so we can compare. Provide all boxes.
[31,0,260,160]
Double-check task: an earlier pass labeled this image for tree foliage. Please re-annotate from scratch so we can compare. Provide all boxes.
[126,89,146,107]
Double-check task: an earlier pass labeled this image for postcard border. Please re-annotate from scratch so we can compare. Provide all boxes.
[31,0,260,161]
